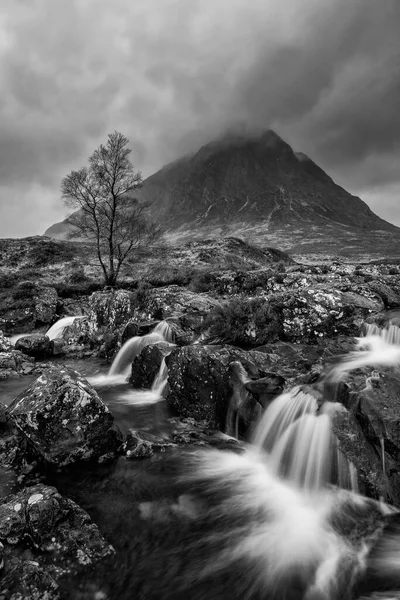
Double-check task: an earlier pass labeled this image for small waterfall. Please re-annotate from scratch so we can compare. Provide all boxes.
[153,320,174,343]
[9,333,28,345]
[108,332,165,377]
[327,334,400,381]
[112,358,168,409]
[253,388,318,451]
[46,316,82,341]
[151,358,168,395]
[364,321,400,346]
[380,436,386,478]
[252,389,357,492]
[9,316,82,345]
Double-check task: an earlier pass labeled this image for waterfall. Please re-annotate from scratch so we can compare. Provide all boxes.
[153,320,174,343]
[111,357,169,408]
[252,389,358,492]
[108,332,165,377]
[151,358,168,395]
[46,316,82,341]
[89,322,174,387]
[250,320,400,493]
[9,333,28,345]
[364,321,400,345]
[9,315,82,345]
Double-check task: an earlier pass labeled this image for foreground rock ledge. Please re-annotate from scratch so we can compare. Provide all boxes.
[0,483,114,600]
[8,366,122,466]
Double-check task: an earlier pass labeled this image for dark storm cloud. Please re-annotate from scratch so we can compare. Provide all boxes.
[0,0,399,236]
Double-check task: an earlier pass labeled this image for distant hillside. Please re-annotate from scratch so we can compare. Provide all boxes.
[44,130,400,258]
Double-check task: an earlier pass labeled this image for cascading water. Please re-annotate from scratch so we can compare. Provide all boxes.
[46,315,83,340]
[252,388,358,492]
[108,332,165,378]
[153,319,400,598]
[9,315,83,345]
[153,320,174,343]
[363,321,400,346]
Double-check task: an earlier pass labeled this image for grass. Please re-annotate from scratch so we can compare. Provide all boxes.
[203,296,283,347]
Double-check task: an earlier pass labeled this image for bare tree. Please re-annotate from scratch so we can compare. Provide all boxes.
[61,131,161,286]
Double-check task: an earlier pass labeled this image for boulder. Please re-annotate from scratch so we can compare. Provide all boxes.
[89,289,133,331]
[277,286,384,343]
[244,373,286,409]
[165,345,282,429]
[0,483,114,599]
[8,366,122,466]
[34,286,58,325]
[130,343,173,389]
[15,334,52,358]
[132,286,221,339]
[62,316,92,345]
[332,369,400,505]
[51,338,66,355]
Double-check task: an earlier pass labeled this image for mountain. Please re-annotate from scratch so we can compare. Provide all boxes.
[44,130,400,259]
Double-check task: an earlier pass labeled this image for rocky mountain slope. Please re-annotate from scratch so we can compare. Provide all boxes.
[44,130,400,258]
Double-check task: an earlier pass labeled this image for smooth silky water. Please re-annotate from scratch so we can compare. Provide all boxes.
[3,320,400,598]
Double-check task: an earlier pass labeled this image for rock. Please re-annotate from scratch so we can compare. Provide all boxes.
[15,334,52,358]
[0,349,35,379]
[130,343,173,389]
[367,280,400,308]
[332,370,400,505]
[89,289,133,331]
[169,417,243,450]
[165,345,281,429]
[8,366,122,466]
[62,316,92,345]
[225,362,262,439]
[51,338,66,356]
[132,286,221,339]
[34,286,58,325]
[244,373,286,409]
[0,330,12,352]
[0,483,114,599]
[0,351,18,371]
[276,287,384,343]
[122,430,174,458]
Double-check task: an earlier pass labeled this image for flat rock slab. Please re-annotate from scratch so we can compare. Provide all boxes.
[8,366,122,466]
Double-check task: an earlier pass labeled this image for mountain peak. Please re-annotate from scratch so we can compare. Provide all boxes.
[44,130,400,256]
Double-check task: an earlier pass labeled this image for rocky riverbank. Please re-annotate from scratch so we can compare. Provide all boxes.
[1,236,400,597]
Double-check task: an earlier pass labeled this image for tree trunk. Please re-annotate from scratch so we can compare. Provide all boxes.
[104,273,117,287]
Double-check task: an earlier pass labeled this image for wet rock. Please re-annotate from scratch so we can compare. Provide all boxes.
[0,483,114,599]
[123,430,174,458]
[165,345,280,429]
[130,343,173,389]
[169,417,243,450]
[51,338,66,356]
[8,366,122,466]
[120,320,140,344]
[132,285,220,338]
[244,373,286,409]
[62,316,92,346]
[225,362,262,439]
[15,334,52,358]
[332,370,400,505]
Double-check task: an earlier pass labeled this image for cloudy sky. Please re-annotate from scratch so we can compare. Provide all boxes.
[0,0,399,237]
